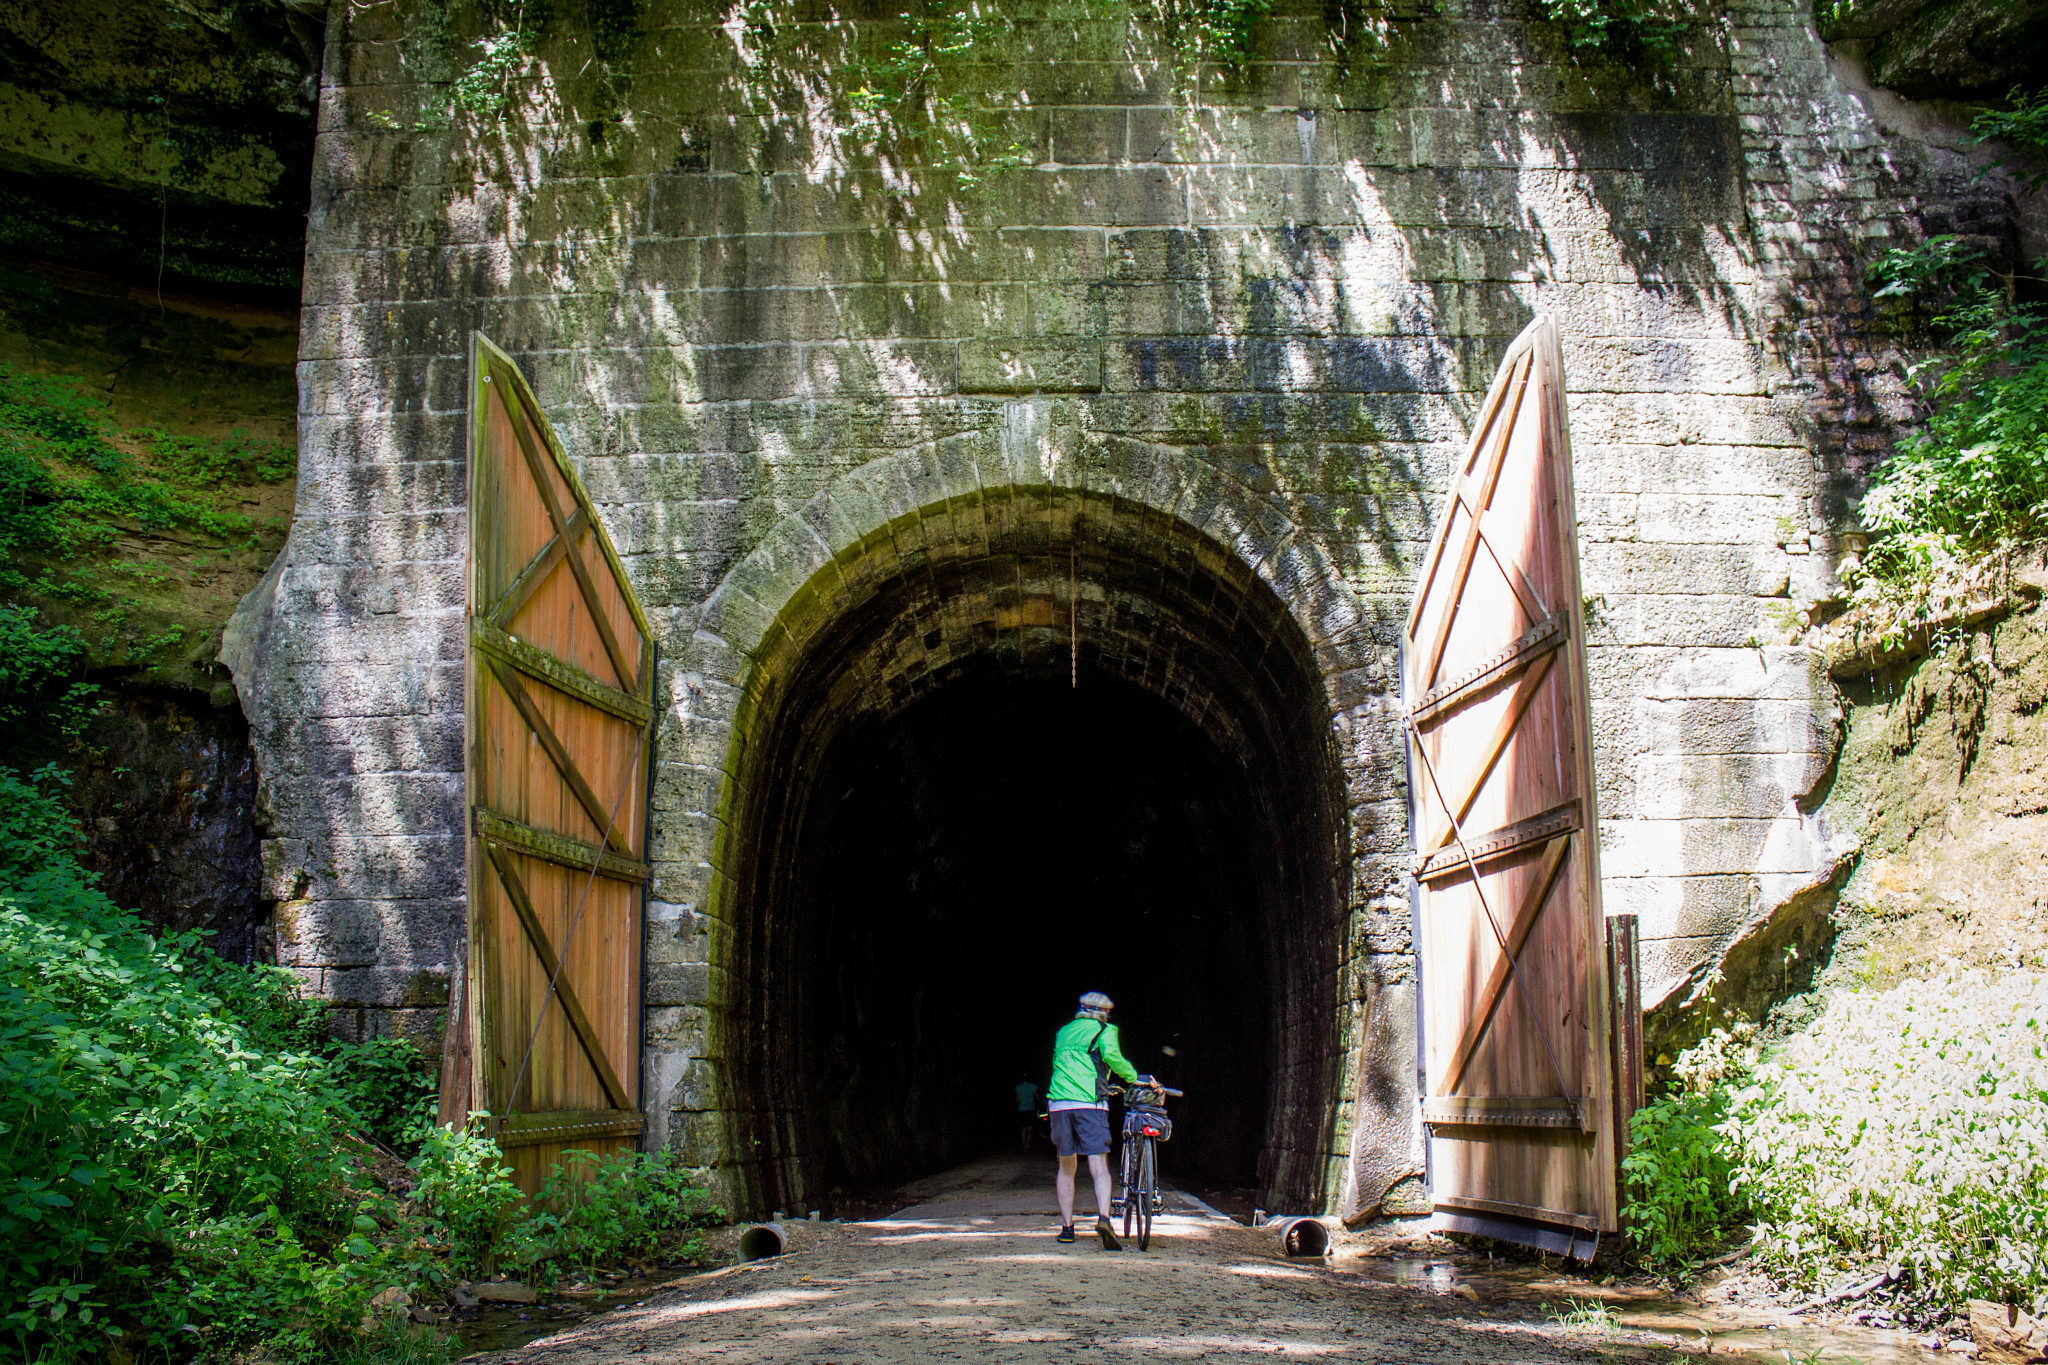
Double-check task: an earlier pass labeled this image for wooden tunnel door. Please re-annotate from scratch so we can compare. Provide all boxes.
[438,332,656,1192]
[1402,314,1634,1257]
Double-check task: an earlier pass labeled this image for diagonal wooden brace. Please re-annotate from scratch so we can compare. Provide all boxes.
[487,657,635,858]
[484,842,632,1113]
[1421,647,1555,855]
[1420,352,1532,689]
[493,365,637,692]
[1436,833,1573,1096]
[490,505,591,630]
[1407,714,1580,1124]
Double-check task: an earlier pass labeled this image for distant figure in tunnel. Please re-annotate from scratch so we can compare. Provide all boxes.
[1014,1073,1040,1152]
[1048,990,1143,1249]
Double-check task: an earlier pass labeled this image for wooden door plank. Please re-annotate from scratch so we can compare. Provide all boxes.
[1418,353,1532,689]
[491,364,639,693]
[1436,834,1572,1096]
[485,843,633,1112]
[491,506,591,629]
[486,657,634,856]
[1420,648,1555,854]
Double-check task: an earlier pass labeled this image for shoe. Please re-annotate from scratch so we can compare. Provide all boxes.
[1095,1216,1122,1251]
[1056,1225,1076,1243]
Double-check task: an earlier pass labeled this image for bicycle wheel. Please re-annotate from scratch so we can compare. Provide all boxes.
[1120,1138,1138,1242]
[1136,1138,1157,1251]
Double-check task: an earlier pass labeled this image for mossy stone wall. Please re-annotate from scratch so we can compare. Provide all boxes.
[234,0,2005,1214]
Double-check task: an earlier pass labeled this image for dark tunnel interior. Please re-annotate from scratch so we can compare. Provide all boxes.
[793,672,1277,1200]
[717,492,1350,1218]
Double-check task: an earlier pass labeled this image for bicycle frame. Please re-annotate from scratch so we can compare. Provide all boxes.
[1110,1081,1180,1250]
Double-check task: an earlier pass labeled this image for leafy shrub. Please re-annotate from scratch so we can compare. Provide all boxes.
[332,1036,442,1156]
[1725,968,2048,1319]
[1973,85,2048,191]
[1625,1089,1745,1267]
[517,1148,724,1276]
[0,778,377,1360]
[1859,236,2047,580]
[1847,88,2048,637]
[410,1124,524,1277]
[0,765,716,1361]
[1541,0,1693,64]
[410,1130,724,1282]
[0,607,98,759]
[1623,1024,1753,1267]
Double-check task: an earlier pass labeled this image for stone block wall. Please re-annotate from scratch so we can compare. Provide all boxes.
[230,0,1994,1209]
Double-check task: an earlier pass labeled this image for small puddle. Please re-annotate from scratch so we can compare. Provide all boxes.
[1349,1256,1933,1363]
[452,1267,710,1356]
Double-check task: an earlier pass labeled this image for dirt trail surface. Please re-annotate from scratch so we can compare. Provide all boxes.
[460,1157,1700,1365]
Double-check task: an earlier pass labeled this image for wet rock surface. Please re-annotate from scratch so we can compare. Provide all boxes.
[70,685,265,962]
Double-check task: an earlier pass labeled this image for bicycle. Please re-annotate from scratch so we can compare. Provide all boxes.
[1110,1078,1181,1251]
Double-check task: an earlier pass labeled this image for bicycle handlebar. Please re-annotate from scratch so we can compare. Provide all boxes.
[1112,1081,1183,1098]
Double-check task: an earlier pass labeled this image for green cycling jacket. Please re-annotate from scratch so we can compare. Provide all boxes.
[1047,1015,1141,1105]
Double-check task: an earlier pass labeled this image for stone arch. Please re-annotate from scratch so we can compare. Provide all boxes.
[658,419,1400,1217]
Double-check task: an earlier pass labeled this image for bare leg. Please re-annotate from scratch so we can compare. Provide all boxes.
[1056,1154,1078,1227]
[1088,1153,1114,1220]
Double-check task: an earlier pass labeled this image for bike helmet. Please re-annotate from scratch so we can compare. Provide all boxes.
[1078,991,1114,1019]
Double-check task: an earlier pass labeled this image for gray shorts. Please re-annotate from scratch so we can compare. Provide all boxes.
[1050,1107,1111,1157]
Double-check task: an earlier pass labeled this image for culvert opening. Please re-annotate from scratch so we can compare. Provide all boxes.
[716,490,1350,1218]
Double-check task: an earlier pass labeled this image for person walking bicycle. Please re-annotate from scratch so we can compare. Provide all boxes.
[1046,990,1143,1249]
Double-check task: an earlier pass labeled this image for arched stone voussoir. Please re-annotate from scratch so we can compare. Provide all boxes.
[696,438,1374,696]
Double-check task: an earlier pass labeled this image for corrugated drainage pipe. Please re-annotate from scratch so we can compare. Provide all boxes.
[1273,1217,1331,1258]
[738,1223,787,1261]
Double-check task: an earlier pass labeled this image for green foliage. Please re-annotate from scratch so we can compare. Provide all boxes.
[1622,1024,1753,1268]
[515,1148,723,1277]
[1169,0,1278,68]
[449,25,535,118]
[1725,968,2048,1321]
[1849,96,2048,637]
[0,767,81,888]
[0,362,295,638]
[410,1124,524,1277]
[1974,85,2048,191]
[0,606,98,758]
[0,767,717,1362]
[1853,233,2047,617]
[0,769,376,1361]
[1539,0,1693,64]
[1624,1087,1746,1267]
[409,1131,724,1282]
[333,1037,443,1156]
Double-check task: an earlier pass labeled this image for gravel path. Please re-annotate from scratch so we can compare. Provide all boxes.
[460,1158,1694,1365]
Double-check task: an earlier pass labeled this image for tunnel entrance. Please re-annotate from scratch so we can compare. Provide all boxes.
[714,489,1351,1217]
